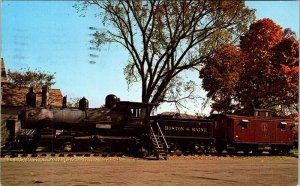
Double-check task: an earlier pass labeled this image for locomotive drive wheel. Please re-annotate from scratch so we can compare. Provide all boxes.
[89,142,111,153]
[54,141,74,153]
[64,142,73,152]
[22,140,38,154]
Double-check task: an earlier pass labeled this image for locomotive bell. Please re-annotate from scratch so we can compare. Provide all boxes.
[105,94,118,109]
[79,97,89,110]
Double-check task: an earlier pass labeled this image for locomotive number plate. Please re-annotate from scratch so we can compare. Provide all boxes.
[96,124,111,129]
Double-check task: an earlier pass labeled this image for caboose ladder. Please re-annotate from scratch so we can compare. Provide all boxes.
[150,123,169,160]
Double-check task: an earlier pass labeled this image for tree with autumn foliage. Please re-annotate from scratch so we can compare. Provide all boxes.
[200,18,299,115]
[75,0,255,111]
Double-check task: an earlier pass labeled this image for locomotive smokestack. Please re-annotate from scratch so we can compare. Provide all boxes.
[26,87,36,107]
[41,85,49,107]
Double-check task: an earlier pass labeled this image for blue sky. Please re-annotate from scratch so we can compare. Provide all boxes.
[1,1,299,114]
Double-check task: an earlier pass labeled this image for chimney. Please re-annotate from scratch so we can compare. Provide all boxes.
[41,85,49,107]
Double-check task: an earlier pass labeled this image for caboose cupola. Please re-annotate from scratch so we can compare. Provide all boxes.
[253,109,271,117]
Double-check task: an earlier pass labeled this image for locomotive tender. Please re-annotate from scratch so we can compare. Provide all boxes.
[151,115,214,154]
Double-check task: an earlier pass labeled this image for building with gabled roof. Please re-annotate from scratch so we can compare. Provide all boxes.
[1,58,63,145]
[1,85,63,107]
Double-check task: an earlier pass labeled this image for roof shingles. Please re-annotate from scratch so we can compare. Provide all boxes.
[2,84,63,107]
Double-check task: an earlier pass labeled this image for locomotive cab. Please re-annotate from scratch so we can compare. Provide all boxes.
[111,101,158,126]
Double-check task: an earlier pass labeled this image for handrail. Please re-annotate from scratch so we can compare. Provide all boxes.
[156,122,169,149]
[150,125,160,148]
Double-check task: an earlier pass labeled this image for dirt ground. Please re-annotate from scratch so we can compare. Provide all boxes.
[0,155,298,186]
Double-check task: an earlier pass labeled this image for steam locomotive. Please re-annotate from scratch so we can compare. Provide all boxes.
[1,86,214,159]
[1,86,295,158]
[17,87,156,155]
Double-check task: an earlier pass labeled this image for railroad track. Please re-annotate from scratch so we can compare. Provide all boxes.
[0,151,128,158]
[1,151,297,158]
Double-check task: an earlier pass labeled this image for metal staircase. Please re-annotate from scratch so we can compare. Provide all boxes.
[150,122,168,160]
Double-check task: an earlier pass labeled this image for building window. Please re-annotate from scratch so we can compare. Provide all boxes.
[2,94,12,105]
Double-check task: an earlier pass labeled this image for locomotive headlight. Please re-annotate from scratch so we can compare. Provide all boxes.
[235,135,238,138]
[28,111,37,117]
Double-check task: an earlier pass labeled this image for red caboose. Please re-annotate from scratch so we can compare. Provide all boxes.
[211,109,295,155]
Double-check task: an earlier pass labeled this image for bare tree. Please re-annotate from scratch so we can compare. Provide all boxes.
[76,0,255,108]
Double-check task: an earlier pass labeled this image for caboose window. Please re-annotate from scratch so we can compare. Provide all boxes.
[279,122,287,130]
[240,120,249,129]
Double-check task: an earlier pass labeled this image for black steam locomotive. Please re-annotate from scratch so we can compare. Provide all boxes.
[2,86,214,159]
